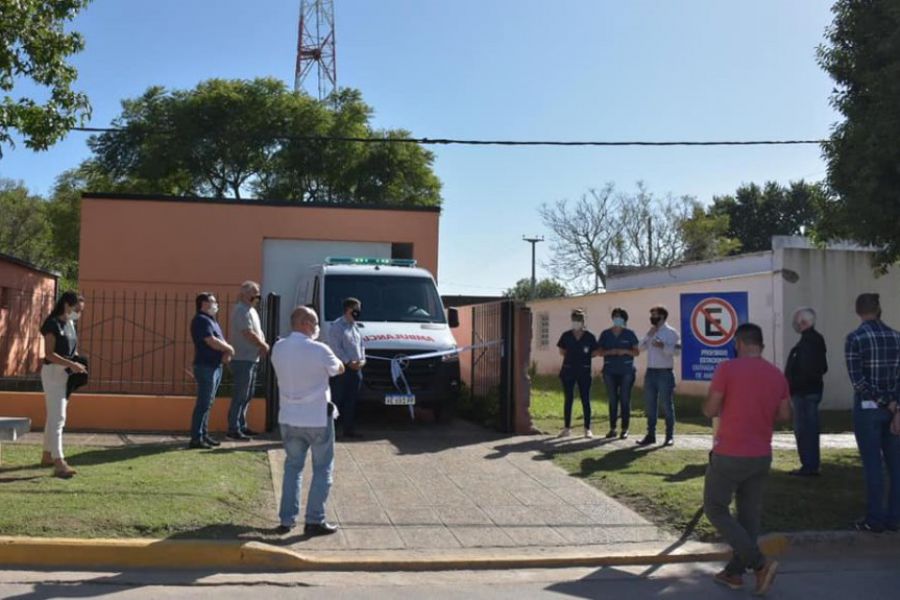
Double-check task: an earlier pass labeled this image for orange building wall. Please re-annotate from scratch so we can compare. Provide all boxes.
[78,195,440,295]
[0,260,57,377]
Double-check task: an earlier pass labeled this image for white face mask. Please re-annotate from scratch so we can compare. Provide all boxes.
[572,321,584,331]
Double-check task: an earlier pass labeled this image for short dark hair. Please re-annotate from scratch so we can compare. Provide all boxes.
[735,323,764,347]
[650,305,669,320]
[856,293,881,316]
[611,307,628,322]
[343,297,361,311]
[571,308,585,321]
[195,292,215,312]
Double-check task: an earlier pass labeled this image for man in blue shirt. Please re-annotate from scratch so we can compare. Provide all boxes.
[189,292,234,449]
[596,308,640,439]
[845,293,900,532]
[327,297,365,438]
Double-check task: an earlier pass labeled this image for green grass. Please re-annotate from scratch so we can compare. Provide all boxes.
[553,447,864,540]
[529,373,853,435]
[0,444,274,538]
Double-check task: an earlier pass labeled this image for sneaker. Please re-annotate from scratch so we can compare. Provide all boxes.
[619,430,629,440]
[304,522,339,537]
[558,428,572,438]
[604,429,617,439]
[713,570,743,590]
[753,560,778,596]
[225,430,251,441]
[663,437,675,447]
[188,439,212,450]
[635,435,656,447]
[203,436,222,447]
[585,429,594,439]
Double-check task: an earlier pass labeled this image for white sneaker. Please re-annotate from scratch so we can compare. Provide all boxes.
[558,428,572,438]
[585,429,594,439]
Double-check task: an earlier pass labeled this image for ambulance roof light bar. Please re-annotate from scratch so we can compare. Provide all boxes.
[325,257,417,268]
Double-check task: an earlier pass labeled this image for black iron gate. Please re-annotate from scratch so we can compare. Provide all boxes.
[470,299,515,432]
[262,292,281,432]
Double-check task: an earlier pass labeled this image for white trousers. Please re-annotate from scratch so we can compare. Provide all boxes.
[40,364,69,460]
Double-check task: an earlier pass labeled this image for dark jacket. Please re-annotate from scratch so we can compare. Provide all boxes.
[785,327,828,395]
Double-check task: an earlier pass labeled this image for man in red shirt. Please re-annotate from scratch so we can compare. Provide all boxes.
[703,323,792,596]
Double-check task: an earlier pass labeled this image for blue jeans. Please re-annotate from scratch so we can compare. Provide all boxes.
[191,364,222,441]
[560,366,592,429]
[228,361,258,433]
[853,406,900,529]
[644,368,676,439]
[279,419,335,527]
[331,370,361,434]
[603,370,634,432]
[791,393,822,473]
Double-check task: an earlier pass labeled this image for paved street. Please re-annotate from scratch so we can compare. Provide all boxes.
[0,544,897,599]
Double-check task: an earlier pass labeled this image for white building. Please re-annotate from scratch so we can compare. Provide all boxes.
[529,236,900,409]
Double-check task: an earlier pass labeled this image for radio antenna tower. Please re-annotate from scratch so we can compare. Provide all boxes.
[294,0,337,100]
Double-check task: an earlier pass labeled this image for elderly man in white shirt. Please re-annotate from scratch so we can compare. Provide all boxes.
[637,305,681,447]
[270,306,345,536]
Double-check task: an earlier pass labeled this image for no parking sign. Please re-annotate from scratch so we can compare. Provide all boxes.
[680,292,748,381]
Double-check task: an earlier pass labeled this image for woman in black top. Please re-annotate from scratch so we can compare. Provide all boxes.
[39,291,86,478]
[556,309,597,438]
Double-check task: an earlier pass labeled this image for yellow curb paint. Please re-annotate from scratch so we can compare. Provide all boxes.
[0,534,790,572]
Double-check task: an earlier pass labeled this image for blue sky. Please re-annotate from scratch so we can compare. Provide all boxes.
[0,0,837,296]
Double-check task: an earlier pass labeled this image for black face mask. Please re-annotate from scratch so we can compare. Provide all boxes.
[351,309,361,320]
[650,316,661,326]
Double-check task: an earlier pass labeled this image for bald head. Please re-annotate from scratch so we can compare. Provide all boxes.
[290,306,319,336]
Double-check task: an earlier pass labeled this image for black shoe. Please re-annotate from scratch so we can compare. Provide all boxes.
[226,431,251,441]
[663,437,675,447]
[275,524,294,535]
[604,429,617,439]
[854,519,885,533]
[188,439,212,450]
[635,435,656,447]
[304,522,339,537]
[620,430,629,440]
[788,469,820,477]
[242,429,260,437]
[203,436,221,447]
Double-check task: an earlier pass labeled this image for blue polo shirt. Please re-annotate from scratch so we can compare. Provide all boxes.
[557,330,597,377]
[597,327,640,375]
[191,312,225,367]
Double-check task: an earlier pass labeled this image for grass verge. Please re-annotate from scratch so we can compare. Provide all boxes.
[0,443,274,538]
[553,447,863,540]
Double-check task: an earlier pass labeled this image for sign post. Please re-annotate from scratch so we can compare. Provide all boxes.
[680,292,748,381]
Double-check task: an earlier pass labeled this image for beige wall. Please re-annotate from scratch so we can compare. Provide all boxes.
[780,247,900,409]
[529,272,777,397]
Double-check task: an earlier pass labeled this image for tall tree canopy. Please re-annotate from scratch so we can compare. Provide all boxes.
[816,0,900,267]
[0,0,92,155]
[504,278,567,301]
[87,79,442,206]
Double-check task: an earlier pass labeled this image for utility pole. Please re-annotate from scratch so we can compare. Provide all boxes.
[647,216,653,266]
[522,235,544,299]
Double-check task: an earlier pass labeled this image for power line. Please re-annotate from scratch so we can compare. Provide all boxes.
[70,127,827,147]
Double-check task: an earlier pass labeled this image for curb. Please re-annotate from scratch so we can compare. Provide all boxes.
[0,535,790,572]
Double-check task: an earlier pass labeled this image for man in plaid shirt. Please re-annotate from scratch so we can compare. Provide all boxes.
[845,293,900,532]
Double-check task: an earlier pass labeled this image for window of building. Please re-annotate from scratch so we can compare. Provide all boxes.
[538,312,550,348]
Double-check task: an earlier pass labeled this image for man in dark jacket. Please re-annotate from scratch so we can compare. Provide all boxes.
[784,307,828,476]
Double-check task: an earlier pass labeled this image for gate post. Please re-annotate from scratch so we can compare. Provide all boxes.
[263,293,281,432]
[498,300,516,433]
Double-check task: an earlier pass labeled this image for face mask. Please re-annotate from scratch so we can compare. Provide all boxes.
[311,325,320,340]
[612,317,626,328]
[572,321,584,331]
[650,316,661,326]
[69,310,80,322]
[208,303,219,316]
[351,309,361,320]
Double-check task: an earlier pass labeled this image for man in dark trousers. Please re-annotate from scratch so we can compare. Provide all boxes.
[703,323,791,596]
[784,306,828,476]
[327,297,365,438]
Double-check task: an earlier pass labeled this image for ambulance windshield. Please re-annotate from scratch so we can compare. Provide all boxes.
[323,274,446,323]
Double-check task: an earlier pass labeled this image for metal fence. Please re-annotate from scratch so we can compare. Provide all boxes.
[470,299,515,432]
[0,289,275,398]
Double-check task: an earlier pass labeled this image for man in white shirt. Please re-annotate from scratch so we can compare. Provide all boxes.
[637,305,681,447]
[270,306,345,536]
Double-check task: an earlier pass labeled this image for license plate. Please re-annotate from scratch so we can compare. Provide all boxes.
[385,393,416,406]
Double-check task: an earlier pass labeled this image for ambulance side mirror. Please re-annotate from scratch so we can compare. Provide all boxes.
[447,307,460,329]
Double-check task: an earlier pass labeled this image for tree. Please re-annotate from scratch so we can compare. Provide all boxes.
[816,0,900,268]
[504,278,567,301]
[0,0,92,155]
[707,180,824,253]
[0,179,53,265]
[539,183,695,293]
[88,79,442,205]
[679,203,741,262]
